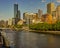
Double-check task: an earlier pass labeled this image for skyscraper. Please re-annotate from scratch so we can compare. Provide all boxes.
[17,10,20,19]
[52,11,57,18]
[14,4,18,18]
[47,2,55,15]
[38,9,43,18]
[56,5,60,20]
[23,12,29,24]
[13,4,20,25]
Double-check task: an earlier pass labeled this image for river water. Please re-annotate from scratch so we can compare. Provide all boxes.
[4,30,60,48]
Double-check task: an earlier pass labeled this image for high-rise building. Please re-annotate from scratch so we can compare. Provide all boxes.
[52,11,57,22]
[14,4,18,18]
[23,12,38,24]
[52,11,57,18]
[47,2,55,15]
[14,4,20,25]
[0,20,5,27]
[8,19,13,26]
[23,12,30,24]
[5,21,8,27]
[38,9,43,18]
[41,14,53,24]
[56,5,60,21]
[12,18,16,25]
[17,10,20,19]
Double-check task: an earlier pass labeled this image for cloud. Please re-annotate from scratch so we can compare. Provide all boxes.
[57,0,60,3]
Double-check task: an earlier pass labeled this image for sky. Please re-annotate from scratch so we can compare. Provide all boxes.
[0,0,60,20]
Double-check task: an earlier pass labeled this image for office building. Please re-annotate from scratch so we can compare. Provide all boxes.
[8,19,13,26]
[52,11,57,20]
[52,11,57,23]
[14,4,18,18]
[47,2,55,15]
[56,5,60,21]
[17,10,20,19]
[14,4,20,25]
[41,14,53,24]
[38,9,43,18]
[23,12,38,24]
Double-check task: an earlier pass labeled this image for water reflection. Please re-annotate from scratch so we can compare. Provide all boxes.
[5,30,60,48]
[48,35,60,48]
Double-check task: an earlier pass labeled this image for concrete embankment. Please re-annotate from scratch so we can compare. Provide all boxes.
[29,30,60,35]
[1,31,10,47]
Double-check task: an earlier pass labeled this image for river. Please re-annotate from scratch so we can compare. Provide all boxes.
[4,30,60,48]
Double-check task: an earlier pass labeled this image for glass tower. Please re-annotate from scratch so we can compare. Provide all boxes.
[14,4,18,18]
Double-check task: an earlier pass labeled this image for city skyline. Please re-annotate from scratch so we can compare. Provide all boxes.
[0,0,60,20]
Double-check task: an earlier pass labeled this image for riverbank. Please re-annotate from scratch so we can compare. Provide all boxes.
[29,30,60,35]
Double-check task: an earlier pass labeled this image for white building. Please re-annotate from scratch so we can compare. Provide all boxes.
[8,19,13,26]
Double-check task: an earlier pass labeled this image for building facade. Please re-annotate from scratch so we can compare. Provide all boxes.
[56,5,60,21]
[14,4,18,18]
[23,12,38,24]
[52,11,57,21]
[8,19,13,26]
[17,10,20,19]
[47,2,55,15]
[14,4,20,25]
[38,9,43,19]
[41,14,53,24]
